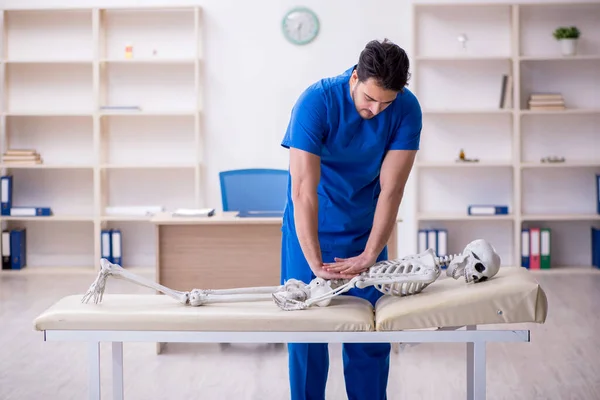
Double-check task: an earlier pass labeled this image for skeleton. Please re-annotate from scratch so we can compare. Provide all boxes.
[81,238,501,311]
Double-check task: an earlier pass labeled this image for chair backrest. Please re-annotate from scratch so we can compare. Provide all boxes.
[219,168,289,212]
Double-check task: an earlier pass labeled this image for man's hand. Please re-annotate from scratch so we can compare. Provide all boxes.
[323,252,377,276]
[312,266,356,280]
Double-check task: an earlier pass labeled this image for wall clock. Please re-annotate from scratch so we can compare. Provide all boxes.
[282,7,320,45]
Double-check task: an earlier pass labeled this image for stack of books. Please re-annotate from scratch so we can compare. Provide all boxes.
[527,93,565,111]
[2,149,43,165]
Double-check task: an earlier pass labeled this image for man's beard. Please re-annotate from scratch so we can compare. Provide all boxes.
[351,85,374,119]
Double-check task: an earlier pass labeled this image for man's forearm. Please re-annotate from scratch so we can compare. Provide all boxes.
[293,194,323,273]
[364,189,404,260]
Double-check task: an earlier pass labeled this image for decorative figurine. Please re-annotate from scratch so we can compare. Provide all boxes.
[456,148,479,163]
[125,43,133,59]
[458,33,468,51]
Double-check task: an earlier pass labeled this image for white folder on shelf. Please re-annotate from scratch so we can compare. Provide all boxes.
[427,230,437,254]
[101,230,112,262]
[111,230,122,265]
[437,229,448,257]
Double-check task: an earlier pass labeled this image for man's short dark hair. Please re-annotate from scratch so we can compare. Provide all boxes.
[356,38,411,92]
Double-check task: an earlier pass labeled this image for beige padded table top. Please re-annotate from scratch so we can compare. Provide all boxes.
[33,294,375,332]
[375,266,548,331]
[33,267,547,333]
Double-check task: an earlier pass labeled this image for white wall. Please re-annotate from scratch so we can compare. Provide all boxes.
[3,0,597,261]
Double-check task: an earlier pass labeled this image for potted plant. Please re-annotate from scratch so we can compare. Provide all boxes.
[553,26,580,56]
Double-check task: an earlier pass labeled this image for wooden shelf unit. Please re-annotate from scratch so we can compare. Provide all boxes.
[0,6,204,272]
[412,1,600,270]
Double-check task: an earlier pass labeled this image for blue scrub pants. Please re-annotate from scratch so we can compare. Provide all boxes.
[281,230,391,400]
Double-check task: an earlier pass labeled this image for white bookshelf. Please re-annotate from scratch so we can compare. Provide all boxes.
[412,2,600,270]
[0,6,203,272]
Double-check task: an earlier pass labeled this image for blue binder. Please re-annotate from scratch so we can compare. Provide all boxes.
[596,174,599,214]
[2,230,11,270]
[521,228,530,269]
[10,228,26,270]
[111,229,122,265]
[10,207,52,216]
[592,227,600,269]
[1,176,13,216]
[467,205,509,215]
[101,229,112,263]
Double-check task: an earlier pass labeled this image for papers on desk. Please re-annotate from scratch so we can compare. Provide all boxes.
[236,210,284,218]
[172,208,215,217]
[105,206,164,216]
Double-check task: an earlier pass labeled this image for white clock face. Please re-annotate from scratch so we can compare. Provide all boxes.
[282,7,319,45]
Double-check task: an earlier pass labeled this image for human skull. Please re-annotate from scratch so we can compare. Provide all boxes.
[446,239,501,283]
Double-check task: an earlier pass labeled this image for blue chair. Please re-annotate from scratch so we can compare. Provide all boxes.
[219,168,289,213]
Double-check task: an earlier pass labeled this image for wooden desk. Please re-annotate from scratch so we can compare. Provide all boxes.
[151,211,399,292]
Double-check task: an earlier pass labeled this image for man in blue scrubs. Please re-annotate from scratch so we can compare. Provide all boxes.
[280,39,422,400]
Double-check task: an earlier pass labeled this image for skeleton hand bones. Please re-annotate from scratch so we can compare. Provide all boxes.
[81,239,501,311]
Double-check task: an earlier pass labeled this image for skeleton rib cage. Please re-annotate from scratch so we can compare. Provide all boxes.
[354,258,440,297]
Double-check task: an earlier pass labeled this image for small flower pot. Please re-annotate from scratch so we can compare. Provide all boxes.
[560,38,578,56]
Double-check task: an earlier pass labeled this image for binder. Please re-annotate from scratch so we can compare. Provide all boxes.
[436,229,447,256]
[427,229,437,254]
[592,227,600,268]
[596,174,600,214]
[540,228,551,269]
[101,229,112,263]
[436,229,448,269]
[10,228,26,270]
[521,228,530,268]
[467,205,509,215]
[1,231,10,270]
[10,207,52,217]
[1,176,13,216]
[417,229,428,253]
[111,230,122,265]
[529,227,540,269]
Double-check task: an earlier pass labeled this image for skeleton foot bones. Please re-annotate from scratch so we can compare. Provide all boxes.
[81,239,501,311]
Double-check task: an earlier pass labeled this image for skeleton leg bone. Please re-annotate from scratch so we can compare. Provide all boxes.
[82,259,310,307]
[82,259,191,305]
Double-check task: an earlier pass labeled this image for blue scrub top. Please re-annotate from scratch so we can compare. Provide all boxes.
[281,65,422,254]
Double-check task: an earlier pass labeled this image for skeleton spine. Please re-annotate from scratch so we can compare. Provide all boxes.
[435,254,458,268]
